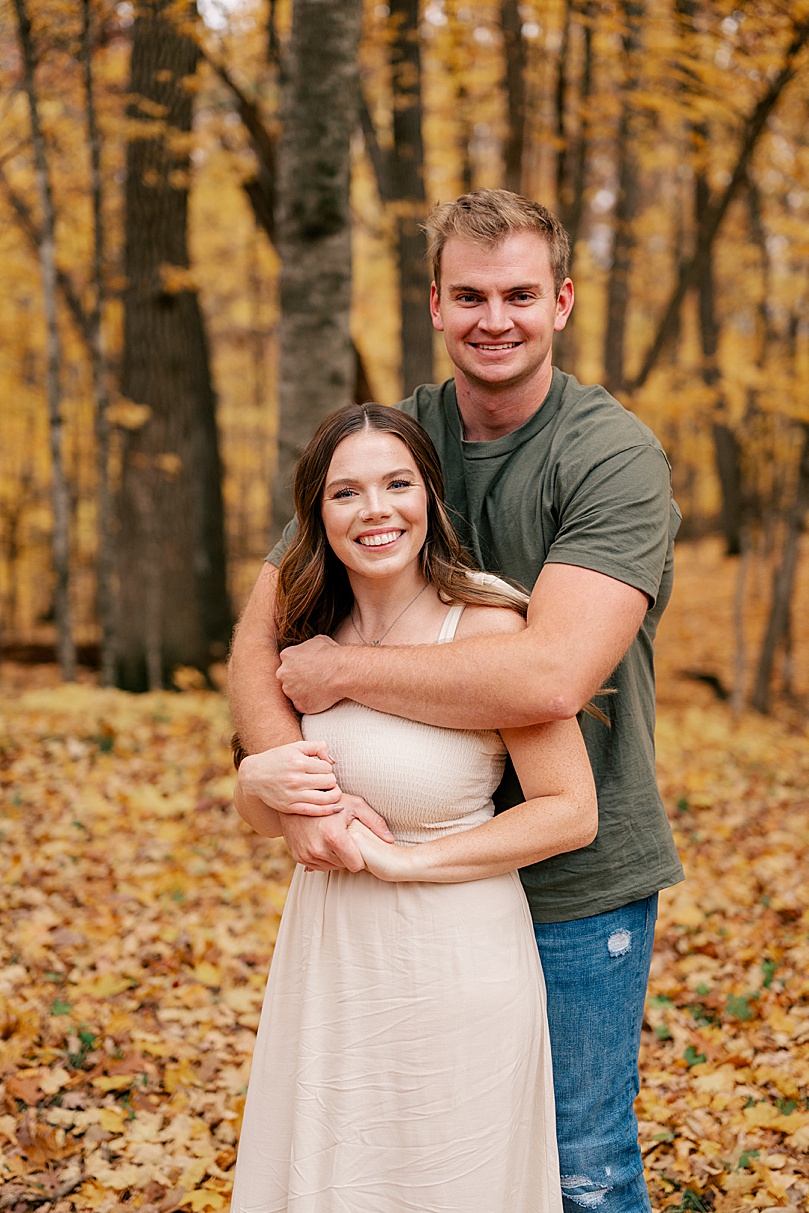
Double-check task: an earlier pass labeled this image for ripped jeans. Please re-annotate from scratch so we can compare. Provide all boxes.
[534,894,658,1213]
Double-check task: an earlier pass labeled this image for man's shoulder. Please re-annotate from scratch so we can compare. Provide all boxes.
[553,370,667,458]
[397,380,454,419]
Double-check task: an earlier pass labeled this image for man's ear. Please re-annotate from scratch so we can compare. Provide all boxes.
[554,279,574,332]
[429,281,444,332]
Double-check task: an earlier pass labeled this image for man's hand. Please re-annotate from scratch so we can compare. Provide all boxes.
[237,740,342,815]
[277,636,345,715]
[282,795,395,872]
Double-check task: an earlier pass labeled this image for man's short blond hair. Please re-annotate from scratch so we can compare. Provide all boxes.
[424,189,571,297]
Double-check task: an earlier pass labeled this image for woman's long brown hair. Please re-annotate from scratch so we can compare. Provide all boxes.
[274,403,527,650]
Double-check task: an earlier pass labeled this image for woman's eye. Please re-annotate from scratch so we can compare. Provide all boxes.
[332,487,355,500]
[390,479,412,490]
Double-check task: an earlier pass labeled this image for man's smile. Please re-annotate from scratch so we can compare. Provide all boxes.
[472,342,521,351]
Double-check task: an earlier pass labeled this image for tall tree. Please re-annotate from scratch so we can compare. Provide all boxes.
[602,0,644,395]
[272,0,363,533]
[360,0,433,396]
[674,0,743,555]
[80,0,116,685]
[500,0,527,194]
[388,0,433,396]
[553,0,594,370]
[117,0,230,690]
[13,0,76,682]
[751,423,809,713]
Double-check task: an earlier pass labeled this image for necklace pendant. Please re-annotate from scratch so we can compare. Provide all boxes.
[372,639,381,646]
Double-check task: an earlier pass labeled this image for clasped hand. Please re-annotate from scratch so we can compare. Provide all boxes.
[237,739,342,815]
[284,797,407,877]
[237,740,398,873]
[288,806,412,881]
[276,635,342,714]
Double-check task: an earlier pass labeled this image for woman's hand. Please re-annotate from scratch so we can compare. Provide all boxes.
[293,794,396,873]
[237,739,342,815]
[347,818,416,882]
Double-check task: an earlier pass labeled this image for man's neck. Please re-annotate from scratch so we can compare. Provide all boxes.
[454,366,554,441]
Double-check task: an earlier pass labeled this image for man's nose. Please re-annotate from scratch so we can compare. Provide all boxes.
[480,299,513,333]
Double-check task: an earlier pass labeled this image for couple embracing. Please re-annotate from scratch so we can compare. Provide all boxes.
[227,189,684,1213]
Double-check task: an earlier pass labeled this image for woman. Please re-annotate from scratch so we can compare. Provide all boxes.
[230,404,597,1213]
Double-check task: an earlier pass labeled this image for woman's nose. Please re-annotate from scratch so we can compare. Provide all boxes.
[360,490,391,519]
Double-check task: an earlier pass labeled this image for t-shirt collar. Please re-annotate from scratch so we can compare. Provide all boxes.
[448,367,566,459]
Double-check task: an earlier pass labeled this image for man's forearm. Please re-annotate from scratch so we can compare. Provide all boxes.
[323,631,577,729]
[277,565,648,730]
[229,562,302,753]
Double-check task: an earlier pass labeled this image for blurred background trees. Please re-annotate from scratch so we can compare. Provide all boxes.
[0,0,808,709]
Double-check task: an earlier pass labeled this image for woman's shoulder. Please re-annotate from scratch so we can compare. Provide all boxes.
[449,570,529,640]
[454,601,527,640]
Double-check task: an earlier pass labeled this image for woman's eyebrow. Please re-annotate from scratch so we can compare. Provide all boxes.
[325,466,418,491]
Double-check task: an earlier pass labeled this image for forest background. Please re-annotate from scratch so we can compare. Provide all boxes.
[1,0,808,1211]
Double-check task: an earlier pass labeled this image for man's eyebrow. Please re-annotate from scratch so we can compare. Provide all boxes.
[447,281,542,293]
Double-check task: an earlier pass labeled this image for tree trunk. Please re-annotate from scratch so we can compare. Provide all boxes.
[603,0,644,394]
[81,0,116,686]
[206,48,374,404]
[691,168,744,557]
[553,0,593,371]
[13,0,76,681]
[501,0,526,195]
[272,0,363,534]
[730,528,750,716]
[751,424,809,714]
[555,0,593,262]
[117,0,231,691]
[359,2,432,397]
[390,0,433,396]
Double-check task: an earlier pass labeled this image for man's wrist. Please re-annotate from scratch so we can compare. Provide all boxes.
[331,644,360,701]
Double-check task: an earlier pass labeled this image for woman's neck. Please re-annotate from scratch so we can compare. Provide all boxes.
[347,569,431,645]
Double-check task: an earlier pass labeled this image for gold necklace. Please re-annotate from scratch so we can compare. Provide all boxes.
[349,583,429,646]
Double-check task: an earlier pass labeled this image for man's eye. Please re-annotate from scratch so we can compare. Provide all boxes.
[456,293,480,303]
[512,292,534,302]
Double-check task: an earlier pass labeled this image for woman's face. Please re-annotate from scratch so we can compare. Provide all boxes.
[320,429,429,583]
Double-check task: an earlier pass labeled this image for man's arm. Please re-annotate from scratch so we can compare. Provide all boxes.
[276,563,648,729]
[229,562,302,754]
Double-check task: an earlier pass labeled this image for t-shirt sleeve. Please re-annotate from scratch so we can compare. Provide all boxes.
[266,516,299,566]
[544,445,675,605]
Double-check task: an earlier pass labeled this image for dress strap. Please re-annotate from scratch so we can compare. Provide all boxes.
[436,603,465,644]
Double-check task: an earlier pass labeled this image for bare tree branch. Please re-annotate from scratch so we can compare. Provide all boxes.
[629,18,809,392]
[0,165,91,345]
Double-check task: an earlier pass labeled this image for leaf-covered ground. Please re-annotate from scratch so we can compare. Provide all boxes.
[1,539,807,1212]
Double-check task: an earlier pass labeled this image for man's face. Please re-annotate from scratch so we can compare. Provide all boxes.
[429,232,573,395]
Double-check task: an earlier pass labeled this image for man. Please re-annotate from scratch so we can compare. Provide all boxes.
[229,189,683,1213]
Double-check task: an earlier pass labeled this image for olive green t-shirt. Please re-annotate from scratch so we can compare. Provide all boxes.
[269,369,684,922]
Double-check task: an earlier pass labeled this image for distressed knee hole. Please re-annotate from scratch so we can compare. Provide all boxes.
[560,1175,609,1207]
[607,928,632,957]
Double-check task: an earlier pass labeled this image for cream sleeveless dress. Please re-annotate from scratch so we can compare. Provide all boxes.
[230,605,561,1213]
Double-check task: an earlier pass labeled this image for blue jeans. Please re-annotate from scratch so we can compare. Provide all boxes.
[534,894,658,1213]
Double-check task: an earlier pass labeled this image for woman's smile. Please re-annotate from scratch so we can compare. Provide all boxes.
[355,529,404,548]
